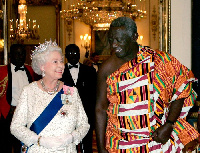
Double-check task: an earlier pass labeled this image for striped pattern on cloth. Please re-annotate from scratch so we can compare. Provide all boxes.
[105,47,199,153]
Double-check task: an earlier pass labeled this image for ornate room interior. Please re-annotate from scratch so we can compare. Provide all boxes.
[0,0,200,152]
[1,0,198,96]
[0,0,170,65]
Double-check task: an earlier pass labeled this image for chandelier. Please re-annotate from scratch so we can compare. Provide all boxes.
[9,0,40,43]
[60,0,147,30]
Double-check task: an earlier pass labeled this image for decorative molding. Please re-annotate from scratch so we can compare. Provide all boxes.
[65,19,73,41]
[159,0,171,53]
[151,5,158,41]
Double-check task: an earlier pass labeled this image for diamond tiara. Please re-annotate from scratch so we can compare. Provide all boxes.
[31,39,58,58]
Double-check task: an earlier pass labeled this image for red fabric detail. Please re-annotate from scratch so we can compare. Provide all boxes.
[0,65,10,118]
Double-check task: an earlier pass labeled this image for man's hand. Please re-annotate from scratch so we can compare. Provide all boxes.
[152,99,184,144]
[152,122,173,144]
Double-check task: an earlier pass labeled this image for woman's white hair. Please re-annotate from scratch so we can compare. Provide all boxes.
[31,40,63,75]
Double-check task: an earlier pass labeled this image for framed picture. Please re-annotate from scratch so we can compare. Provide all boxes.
[91,30,111,62]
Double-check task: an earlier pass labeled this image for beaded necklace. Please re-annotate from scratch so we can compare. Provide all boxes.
[41,79,60,95]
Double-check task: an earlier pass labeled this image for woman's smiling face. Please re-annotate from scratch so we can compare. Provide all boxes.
[42,51,65,80]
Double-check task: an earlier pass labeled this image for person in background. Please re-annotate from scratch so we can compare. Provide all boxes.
[10,40,89,153]
[95,17,199,153]
[61,44,97,153]
[90,53,100,72]
[0,44,36,153]
[83,51,92,66]
[83,58,93,67]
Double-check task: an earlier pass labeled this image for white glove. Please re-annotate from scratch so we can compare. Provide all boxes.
[40,136,64,149]
[58,133,73,147]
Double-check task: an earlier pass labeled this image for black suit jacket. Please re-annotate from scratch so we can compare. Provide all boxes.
[61,63,97,128]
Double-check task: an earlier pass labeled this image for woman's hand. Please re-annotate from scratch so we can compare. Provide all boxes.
[57,134,73,147]
[152,122,173,144]
[40,136,64,149]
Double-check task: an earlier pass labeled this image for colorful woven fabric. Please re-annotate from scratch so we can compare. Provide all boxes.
[105,48,199,153]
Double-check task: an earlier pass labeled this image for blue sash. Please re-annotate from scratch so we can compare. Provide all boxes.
[30,89,63,134]
[22,89,64,152]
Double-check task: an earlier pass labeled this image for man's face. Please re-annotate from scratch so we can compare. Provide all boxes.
[108,27,134,59]
[11,47,26,67]
[93,55,100,63]
[65,48,80,65]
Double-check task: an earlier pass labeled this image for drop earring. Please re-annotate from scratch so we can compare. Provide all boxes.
[42,70,45,77]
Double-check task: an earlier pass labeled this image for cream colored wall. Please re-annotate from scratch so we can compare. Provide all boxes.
[26,6,56,44]
[136,17,150,47]
[135,0,150,47]
[74,20,91,63]
[171,0,191,69]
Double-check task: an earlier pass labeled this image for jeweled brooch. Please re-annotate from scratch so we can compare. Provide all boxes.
[60,109,68,117]
[61,85,74,105]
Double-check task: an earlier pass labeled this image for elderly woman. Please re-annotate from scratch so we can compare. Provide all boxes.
[10,40,90,153]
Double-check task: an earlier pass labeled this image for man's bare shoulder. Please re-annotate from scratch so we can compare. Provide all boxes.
[98,55,119,79]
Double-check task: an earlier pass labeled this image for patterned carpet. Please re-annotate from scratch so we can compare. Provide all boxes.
[92,130,98,153]
[78,130,98,153]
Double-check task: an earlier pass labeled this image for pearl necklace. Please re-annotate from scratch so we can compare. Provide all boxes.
[41,79,60,95]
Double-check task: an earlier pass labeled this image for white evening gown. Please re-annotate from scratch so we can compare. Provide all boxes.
[10,81,90,153]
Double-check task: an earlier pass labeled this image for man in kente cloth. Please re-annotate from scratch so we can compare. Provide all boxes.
[95,17,199,153]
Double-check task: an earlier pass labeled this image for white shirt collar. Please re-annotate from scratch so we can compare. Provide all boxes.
[67,62,80,68]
